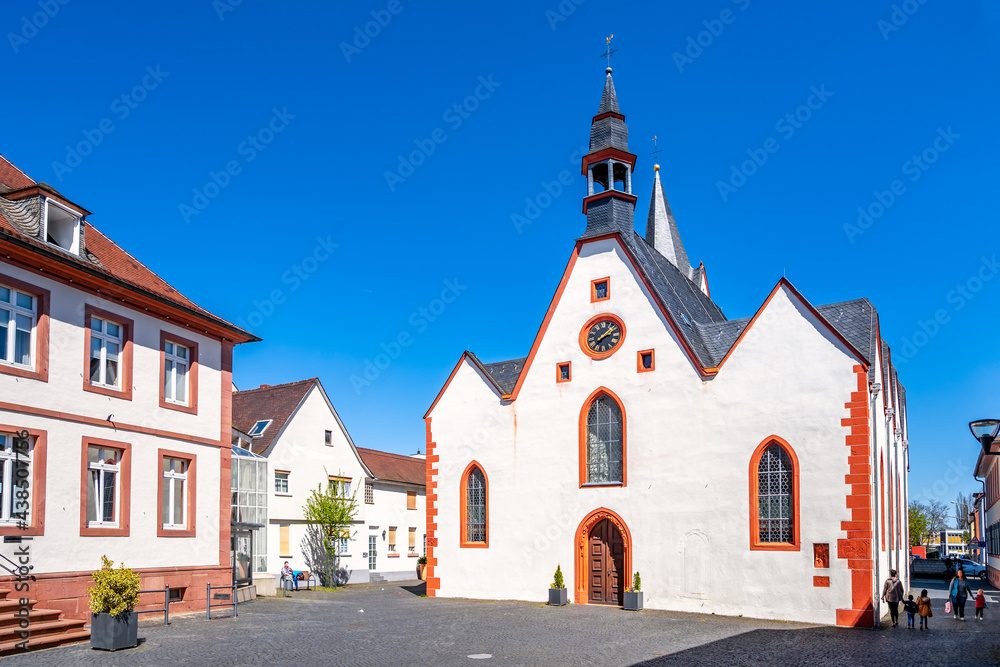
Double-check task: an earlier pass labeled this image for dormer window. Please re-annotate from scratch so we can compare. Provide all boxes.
[248,420,272,437]
[44,200,81,255]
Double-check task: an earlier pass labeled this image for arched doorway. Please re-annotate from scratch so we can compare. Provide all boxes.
[575,508,632,606]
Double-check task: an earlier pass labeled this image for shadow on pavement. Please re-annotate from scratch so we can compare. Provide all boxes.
[399,581,426,597]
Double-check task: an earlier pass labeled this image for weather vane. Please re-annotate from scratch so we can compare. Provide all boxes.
[649,136,663,162]
[600,34,617,69]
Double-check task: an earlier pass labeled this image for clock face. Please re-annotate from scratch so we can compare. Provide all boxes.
[586,319,622,355]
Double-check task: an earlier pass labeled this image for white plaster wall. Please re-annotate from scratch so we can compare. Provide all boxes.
[364,481,426,580]
[0,261,226,574]
[430,238,881,625]
[265,385,369,581]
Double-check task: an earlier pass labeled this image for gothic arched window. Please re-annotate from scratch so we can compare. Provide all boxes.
[583,391,624,486]
[750,438,800,550]
[460,463,488,547]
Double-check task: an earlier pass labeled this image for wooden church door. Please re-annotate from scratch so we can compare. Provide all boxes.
[588,519,625,605]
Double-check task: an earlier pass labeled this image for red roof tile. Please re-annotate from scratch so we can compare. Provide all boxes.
[356,447,425,487]
[232,379,316,455]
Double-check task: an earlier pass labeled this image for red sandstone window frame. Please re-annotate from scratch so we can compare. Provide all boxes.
[637,349,655,373]
[159,331,199,415]
[578,387,627,489]
[590,277,610,303]
[748,436,800,551]
[83,305,134,400]
[80,436,131,537]
[459,461,489,549]
[0,425,47,537]
[556,361,572,383]
[0,272,50,383]
[157,448,197,538]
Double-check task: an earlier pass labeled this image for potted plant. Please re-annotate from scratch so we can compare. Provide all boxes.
[416,555,428,581]
[87,556,141,651]
[624,571,643,611]
[548,565,568,606]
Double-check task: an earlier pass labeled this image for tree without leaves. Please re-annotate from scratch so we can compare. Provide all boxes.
[301,473,359,588]
[925,499,950,534]
[954,492,974,531]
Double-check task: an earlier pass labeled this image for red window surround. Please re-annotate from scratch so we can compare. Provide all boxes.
[748,436,800,551]
[158,331,199,415]
[156,448,197,538]
[0,272,50,383]
[459,461,488,549]
[79,437,131,537]
[0,425,47,537]
[82,304,134,400]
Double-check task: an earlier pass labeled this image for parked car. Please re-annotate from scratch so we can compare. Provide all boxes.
[955,558,987,580]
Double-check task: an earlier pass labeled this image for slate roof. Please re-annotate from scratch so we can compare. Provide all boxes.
[232,379,316,455]
[589,69,629,154]
[481,357,527,395]
[356,447,425,487]
[645,168,693,278]
[0,153,256,341]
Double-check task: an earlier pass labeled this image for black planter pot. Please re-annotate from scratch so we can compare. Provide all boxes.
[624,591,643,611]
[90,611,138,651]
[548,587,568,606]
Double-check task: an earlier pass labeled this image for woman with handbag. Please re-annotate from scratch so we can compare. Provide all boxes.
[948,568,973,620]
[881,569,905,627]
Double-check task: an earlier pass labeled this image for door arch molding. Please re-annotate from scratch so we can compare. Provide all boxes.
[574,507,632,604]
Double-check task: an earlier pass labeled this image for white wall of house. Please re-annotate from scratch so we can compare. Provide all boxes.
[428,238,908,625]
[362,481,426,581]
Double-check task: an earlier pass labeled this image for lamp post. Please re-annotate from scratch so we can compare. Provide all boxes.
[970,419,1000,455]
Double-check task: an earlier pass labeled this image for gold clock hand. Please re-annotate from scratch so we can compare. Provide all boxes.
[597,325,617,342]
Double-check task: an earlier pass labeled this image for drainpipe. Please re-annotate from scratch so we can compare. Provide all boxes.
[973,473,986,570]
[870,383,882,629]
[885,409,895,574]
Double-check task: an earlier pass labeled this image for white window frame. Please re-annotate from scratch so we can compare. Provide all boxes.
[275,471,289,495]
[0,283,37,370]
[89,316,122,388]
[0,433,31,524]
[43,199,81,255]
[248,420,271,437]
[337,529,350,555]
[87,446,121,528]
[162,457,188,530]
[163,341,190,405]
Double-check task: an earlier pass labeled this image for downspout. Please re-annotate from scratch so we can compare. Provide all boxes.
[885,409,895,574]
[870,383,882,628]
[973,473,986,568]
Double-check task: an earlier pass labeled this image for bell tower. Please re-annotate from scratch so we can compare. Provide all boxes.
[580,64,638,240]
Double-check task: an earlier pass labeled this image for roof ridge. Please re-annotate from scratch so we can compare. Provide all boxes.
[355,446,422,461]
[483,356,528,367]
[234,378,318,394]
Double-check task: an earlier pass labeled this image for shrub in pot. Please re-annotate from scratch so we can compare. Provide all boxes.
[548,565,568,606]
[624,571,643,611]
[416,555,428,581]
[88,556,141,651]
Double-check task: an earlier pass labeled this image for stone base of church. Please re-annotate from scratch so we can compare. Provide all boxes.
[836,607,875,627]
[0,564,232,621]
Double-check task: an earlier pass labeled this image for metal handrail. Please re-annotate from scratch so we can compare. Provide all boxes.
[206,582,237,620]
[136,586,170,625]
[0,552,32,579]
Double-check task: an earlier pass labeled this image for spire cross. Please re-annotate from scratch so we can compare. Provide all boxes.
[600,34,617,69]
[649,135,663,162]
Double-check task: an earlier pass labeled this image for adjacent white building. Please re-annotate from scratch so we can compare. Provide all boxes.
[232,379,425,584]
[424,68,910,627]
[0,153,257,620]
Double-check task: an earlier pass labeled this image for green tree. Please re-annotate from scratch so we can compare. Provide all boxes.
[301,472,359,588]
[909,501,930,547]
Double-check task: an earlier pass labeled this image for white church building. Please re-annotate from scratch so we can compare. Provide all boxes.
[423,68,909,627]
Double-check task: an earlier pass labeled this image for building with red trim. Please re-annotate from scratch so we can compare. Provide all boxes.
[0,152,258,625]
[424,67,909,626]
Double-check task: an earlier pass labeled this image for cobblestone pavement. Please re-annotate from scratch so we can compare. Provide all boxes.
[5,579,1000,666]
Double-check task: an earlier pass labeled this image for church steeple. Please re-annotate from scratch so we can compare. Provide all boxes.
[580,66,638,240]
[646,164,692,278]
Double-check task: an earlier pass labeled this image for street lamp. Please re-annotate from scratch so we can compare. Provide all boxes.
[969,419,1000,455]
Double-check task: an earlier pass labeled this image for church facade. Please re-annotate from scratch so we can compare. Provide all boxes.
[423,68,909,626]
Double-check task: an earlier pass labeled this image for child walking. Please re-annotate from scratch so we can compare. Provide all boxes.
[916,589,933,630]
[903,594,919,628]
[975,589,986,621]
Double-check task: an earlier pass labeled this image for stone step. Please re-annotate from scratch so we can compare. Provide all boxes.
[0,608,62,628]
[0,627,90,656]
[0,617,87,644]
[0,598,38,613]
[0,590,11,601]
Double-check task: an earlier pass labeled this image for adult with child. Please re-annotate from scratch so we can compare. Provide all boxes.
[948,568,973,620]
[880,569,905,627]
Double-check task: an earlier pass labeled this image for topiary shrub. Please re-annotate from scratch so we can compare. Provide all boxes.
[627,571,641,592]
[552,565,565,589]
[417,555,427,565]
[87,556,141,617]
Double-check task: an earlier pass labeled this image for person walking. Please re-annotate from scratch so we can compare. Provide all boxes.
[975,588,986,621]
[916,589,933,630]
[903,594,918,629]
[881,569,905,627]
[948,569,973,620]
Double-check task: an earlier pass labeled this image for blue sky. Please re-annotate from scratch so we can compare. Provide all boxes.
[3,0,998,519]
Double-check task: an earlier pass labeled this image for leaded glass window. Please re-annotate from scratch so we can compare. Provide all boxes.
[466,468,486,543]
[757,443,793,543]
[586,394,622,484]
